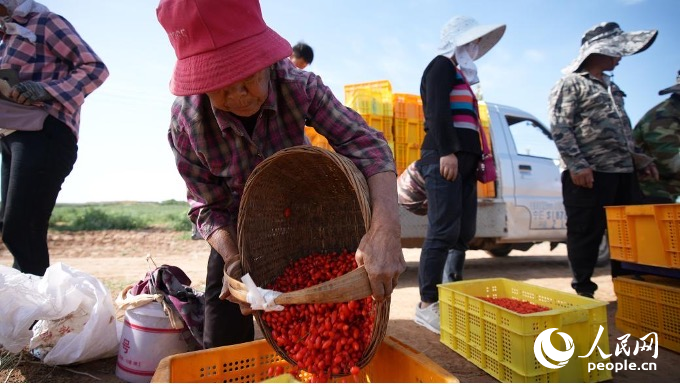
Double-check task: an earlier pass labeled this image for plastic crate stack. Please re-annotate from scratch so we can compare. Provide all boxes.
[476,102,495,198]
[344,80,394,153]
[328,80,495,198]
[393,93,424,176]
[605,203,680,353]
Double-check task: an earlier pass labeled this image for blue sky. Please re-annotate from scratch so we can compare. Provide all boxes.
[30,0,679,203]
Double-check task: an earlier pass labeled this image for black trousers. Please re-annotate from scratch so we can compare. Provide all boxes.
[561,170,642,295]
[417,151,478,303]
[0,117,77,276]
[203,247,254,348]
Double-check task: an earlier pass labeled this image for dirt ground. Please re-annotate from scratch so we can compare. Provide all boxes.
[1,230,679,383]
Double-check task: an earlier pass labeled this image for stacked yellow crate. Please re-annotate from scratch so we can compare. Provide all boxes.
[606,204,680,353]
[477,101,496,198]
[334,82,495,199]
[393,93,423,175]
[344,80,394,157]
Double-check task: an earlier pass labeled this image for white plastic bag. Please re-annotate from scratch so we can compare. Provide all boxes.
[0,262,119,365]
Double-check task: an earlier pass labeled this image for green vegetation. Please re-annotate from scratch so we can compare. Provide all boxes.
[49,200,193,231]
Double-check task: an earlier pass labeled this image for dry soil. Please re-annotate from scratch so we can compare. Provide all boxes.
[1,230,679,382]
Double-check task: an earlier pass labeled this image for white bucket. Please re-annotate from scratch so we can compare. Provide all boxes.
[115,301,189,382]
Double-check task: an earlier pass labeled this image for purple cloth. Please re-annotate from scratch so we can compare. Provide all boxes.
[131,265,205,350]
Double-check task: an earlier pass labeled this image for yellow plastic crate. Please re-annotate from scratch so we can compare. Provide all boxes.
[393,117,408,144]
[394,142,408,176]
[393,93,423,120]
[613,275,680,353]
[605,204,680,269]
[406,143,420,167]
[477,180,496,198]
[394,118,422,146]
[344,80,393,117]
[439,278,612,382]
[150,336,458,383]
[362,114,394,141]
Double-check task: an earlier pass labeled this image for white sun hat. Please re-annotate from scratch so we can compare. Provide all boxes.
[438,16,506,60]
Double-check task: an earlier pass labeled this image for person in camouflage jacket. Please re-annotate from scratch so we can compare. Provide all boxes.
[548,22,658,298]
[633,71,680,203]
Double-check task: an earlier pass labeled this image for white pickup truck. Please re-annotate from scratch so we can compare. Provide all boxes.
[398,102,608,260]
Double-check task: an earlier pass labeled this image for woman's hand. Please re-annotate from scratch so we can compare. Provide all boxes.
[440,153,459,181]
[219,254,253,315]
[355,224,406,301]
[357,172,406,301]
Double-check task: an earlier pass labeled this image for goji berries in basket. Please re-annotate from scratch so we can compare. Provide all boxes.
[478,297,550,314]
[261,250,374,382]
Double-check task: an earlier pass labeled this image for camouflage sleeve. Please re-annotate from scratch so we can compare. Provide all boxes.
[549,76,590,173]
[611,82,653,170]
[634,102,680,175]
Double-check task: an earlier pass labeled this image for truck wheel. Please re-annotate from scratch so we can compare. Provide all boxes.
[487,244,513,257]
[596,233,610,267]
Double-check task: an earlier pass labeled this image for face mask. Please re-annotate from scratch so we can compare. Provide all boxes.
[454,44,479,85]
[465,42,480,61]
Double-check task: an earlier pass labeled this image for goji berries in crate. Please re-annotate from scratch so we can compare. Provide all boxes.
[149,336,457,383]
[439,278,612,382]
[236,146,390,372]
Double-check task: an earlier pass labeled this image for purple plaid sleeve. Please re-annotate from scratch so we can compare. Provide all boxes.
[41,14,109,113]
[0,12,109,139]
[169,60,395,239]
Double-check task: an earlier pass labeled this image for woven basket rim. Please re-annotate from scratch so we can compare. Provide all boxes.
[236,145,390,372]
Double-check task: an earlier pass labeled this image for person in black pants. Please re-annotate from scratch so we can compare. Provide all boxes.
[414,15,506,334]
[0,0,108,276]
[549,22,658,297]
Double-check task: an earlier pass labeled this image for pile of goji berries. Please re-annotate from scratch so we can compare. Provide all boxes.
[479,297,550,314]
[262,250,373,382]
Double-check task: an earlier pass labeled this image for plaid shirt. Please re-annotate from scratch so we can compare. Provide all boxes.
[0,12,109,139]
[168,59,395,239]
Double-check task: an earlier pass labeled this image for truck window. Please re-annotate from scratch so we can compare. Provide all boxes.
[506,116,560,160]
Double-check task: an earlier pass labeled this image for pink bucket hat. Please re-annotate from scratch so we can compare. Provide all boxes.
[156,0,292,96]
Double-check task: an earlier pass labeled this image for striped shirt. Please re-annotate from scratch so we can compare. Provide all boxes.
[420,55,482,162]
[449,71,481,132]
[168,59,395,239]
[0,11,109,139]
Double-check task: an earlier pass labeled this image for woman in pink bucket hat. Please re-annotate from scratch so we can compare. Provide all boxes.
[156,0,405,349]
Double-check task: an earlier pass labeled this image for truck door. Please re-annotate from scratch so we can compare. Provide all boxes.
[491,106,567,240]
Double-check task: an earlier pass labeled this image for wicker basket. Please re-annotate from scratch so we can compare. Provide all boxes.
[236,145,390,370]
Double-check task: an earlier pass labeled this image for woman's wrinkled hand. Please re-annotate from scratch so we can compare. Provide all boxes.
[219,254,253,315]
[355,225,406,301]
